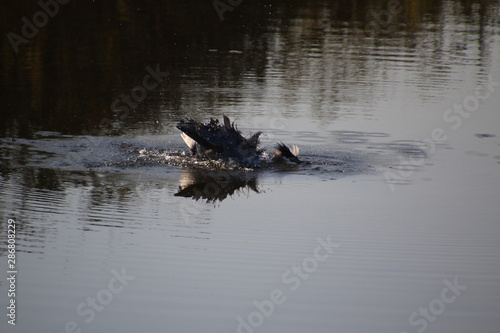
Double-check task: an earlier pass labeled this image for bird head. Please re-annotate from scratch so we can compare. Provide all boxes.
[274,143,302,164]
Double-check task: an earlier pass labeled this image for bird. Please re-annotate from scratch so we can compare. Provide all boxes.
[176,115,301,168]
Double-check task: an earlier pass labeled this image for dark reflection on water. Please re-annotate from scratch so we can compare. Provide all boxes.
[1,0,499,138]
[175,170,260,203]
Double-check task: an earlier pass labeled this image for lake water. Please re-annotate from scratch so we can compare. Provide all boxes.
[1,1,500,332]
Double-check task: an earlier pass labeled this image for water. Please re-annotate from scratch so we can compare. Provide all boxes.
[1,1,500,332]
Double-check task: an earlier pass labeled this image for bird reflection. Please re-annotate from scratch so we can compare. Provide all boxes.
[174,170,260,202]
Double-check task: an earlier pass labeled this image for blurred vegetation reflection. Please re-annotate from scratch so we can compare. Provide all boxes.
[1,0,498,138]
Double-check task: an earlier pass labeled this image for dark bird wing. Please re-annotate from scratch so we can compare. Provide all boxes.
[176,115,263,167]
[176,118,219,152]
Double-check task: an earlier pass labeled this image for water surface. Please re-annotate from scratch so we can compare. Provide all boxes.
[1,1,500,333]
